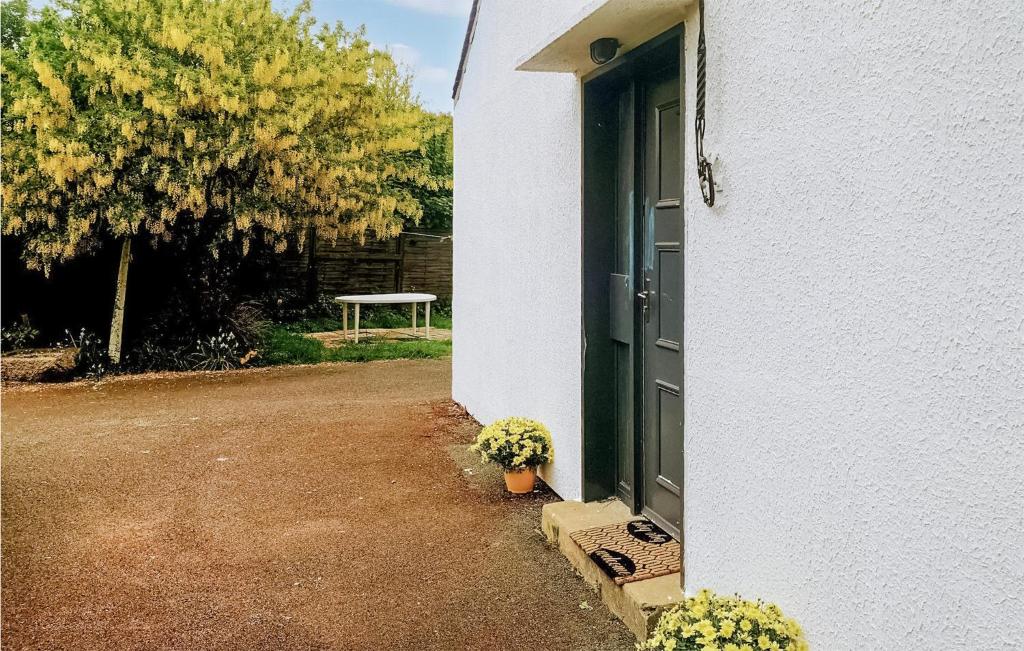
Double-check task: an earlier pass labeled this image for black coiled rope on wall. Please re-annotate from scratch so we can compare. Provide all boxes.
[695,0,715,207]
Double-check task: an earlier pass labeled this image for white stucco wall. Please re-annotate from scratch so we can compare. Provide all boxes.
[452,0,590,499]
[454,0,1024,648]
[678,2,1024,649]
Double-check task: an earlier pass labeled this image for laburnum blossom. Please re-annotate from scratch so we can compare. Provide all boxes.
[1,0,452,273]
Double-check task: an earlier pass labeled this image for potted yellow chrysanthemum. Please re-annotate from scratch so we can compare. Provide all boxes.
[471,417,553,494]
[640,589,808,651]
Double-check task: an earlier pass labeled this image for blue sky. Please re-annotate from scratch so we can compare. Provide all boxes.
[275,0,470,113]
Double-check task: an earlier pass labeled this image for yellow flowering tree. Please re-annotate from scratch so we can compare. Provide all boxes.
[1,0,449,361]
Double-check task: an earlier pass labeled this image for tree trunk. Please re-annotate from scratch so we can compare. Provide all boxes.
[107,237,131,364]
[305,224,319,302]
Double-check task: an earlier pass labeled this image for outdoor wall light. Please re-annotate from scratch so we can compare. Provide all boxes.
[589,38,620,65]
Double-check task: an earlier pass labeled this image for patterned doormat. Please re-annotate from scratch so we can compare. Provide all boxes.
[569,519,680,585]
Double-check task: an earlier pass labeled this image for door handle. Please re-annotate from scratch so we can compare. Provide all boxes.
[636,278,652,323]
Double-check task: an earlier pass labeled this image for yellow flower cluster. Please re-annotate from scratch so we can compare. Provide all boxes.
[1,0,452,273]
[470,417,553,472]
[640,590,808,651]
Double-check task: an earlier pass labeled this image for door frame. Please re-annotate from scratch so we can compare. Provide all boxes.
[580,25,685,537]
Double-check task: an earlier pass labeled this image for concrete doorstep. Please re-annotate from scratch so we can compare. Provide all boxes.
[541,500,684,641]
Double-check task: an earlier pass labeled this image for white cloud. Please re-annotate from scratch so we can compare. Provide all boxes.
[382,43,453,111]
[384,0,472,17]
[389,43,451,82]
[387,42,423,67]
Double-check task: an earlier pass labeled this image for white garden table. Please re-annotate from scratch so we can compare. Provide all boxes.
[334,293,438,343]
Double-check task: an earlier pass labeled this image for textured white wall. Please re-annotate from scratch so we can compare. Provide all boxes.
[452,0,589,499]
[455,0,1024,647]
[679,1,1024,649]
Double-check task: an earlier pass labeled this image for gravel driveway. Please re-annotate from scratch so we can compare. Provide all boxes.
[1,360,633,650]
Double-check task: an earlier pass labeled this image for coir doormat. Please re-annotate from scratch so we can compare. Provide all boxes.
[569,519,679,585]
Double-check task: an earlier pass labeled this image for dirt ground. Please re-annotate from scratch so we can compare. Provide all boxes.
[308,328,453,346]
[1,360,634,651]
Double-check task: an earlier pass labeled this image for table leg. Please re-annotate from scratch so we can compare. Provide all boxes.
[426,301,431,340]
[354,303,360,343]
[411,302,417,334]
[342,303,348,341]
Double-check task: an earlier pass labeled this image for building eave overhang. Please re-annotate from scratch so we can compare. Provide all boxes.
[515,0,693,77]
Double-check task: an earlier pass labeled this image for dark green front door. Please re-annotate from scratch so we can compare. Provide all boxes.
[580,27,683,542]
[639,62,683,538]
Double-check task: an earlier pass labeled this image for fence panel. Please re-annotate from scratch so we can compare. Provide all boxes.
[279,229,452,300]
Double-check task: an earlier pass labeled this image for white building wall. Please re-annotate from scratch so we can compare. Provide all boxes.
[452,0,589,499]
[454,0,1024,648]
[678,2,1024,649]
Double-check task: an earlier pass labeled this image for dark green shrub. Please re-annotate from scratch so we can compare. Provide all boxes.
[189,329,242,371]
[263,289,341,323]
[359,305,410,329]
[126,339,190,372]
[62,328,108,378]
[225,300,271,350]
[1,315,39,351]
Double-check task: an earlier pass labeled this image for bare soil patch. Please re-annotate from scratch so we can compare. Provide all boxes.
[0,347,77,382]
[1,360,632,650]
[307,327,452,347]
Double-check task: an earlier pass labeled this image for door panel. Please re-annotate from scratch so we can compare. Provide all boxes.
[657,102,682,202]
[641,64,684,538]
[656,381,683,492]
[657,249,682,347]
[613,84,636,505]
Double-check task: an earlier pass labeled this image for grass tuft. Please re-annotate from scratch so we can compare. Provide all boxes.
[260,327,451,366]
[283,312,452,334]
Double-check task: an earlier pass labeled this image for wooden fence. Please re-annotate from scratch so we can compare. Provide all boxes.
[280,228,453,300]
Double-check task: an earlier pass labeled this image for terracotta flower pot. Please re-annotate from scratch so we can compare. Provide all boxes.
[503,467,537,494]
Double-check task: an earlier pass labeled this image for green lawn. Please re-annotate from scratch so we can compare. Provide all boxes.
[283,307,453,334]
[260,326,451,366]
[261,303,452,367]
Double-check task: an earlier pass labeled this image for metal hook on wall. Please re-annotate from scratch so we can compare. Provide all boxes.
[695,0,715,207]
